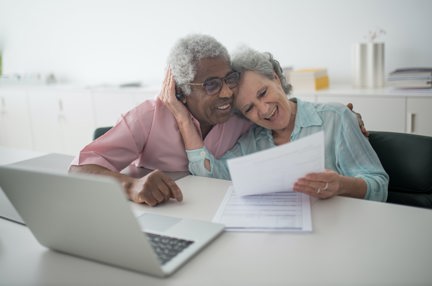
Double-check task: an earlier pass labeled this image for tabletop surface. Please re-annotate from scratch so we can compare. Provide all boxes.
[1,148,432,285]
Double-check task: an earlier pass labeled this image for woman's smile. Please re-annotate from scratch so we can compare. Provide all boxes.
[263,104,277,121]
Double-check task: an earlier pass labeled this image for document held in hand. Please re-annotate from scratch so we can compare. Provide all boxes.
[227,131,325,196]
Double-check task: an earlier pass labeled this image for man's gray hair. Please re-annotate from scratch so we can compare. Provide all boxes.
[168,34,230,95]
[232,46,291,95]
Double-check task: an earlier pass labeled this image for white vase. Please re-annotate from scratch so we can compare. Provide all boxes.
[352,42,385,88]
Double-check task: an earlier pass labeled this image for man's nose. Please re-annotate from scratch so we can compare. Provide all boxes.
[218,82,234,99]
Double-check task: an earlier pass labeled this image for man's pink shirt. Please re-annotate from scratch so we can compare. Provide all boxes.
[71,97,252,172]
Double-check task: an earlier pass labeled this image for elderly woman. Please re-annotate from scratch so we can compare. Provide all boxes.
[162,47,388,202]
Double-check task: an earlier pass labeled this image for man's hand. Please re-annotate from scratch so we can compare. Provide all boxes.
[347,103,369,137]
[159,67,191,120]
[124,170,183,206]
[160,67,205,151]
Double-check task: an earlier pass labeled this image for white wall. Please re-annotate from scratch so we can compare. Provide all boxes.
[0,0,431,86]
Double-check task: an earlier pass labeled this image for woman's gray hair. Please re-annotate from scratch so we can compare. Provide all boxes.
[232,47,291,95]
[167,34,230,95]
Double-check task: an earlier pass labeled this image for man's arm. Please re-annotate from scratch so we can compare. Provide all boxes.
[347,103,369,137]
[69,164,182,207]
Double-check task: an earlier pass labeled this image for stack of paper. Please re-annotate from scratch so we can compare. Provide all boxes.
[213,131,325,232]
[388,68,432,89]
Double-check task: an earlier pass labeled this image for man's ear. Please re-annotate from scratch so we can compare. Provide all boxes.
[175,86,187,104]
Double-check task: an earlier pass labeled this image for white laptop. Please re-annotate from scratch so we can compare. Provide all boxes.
[0,164,224,277]
[0,153,76,224]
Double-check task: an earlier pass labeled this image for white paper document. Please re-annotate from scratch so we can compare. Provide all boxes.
[214,131,325,232]
[227,131,325,196]
[213,186,312,232]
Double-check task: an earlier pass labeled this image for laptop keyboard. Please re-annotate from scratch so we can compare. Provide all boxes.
[146,233,194,265]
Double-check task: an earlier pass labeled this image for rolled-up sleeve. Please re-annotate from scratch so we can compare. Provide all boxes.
[336,109,389,202]
[186,126,274,180]
[187,147,231,180]
[71,117,143,171]
[70,101,153,172]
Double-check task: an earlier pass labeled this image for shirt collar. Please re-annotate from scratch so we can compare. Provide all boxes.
[291,98,323,137]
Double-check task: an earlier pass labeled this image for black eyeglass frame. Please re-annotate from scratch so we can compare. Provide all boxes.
[188,71,241,96]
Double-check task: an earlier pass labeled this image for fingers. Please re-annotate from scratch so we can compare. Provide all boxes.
[355,114,369,137]
[294,179,333,199]
[293,171,338,199]
[160,68,175,99]
[160,70,181,111]
[152,170,183,202]
[166,68,174,89]
[361,125,369,137]
[133,170,183,207]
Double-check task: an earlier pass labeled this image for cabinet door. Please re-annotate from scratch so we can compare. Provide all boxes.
[91,91,136,128]
[28,90,61,153]
[316,96,406,133]
[0,88,33,149]
[132,89,157,106]
[406,97,432,136]
[28,89,95,155]
[92,88,159,128]
[59,91,95,155]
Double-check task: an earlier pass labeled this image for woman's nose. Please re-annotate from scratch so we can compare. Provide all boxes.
[257,103,271,118]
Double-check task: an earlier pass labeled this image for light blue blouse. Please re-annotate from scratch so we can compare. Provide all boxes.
[187,99,389,202]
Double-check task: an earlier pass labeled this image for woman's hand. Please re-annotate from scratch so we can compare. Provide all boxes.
[293,169,367,199]
[293,170,342,199]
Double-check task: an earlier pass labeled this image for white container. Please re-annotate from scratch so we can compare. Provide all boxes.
[352,42,385,88]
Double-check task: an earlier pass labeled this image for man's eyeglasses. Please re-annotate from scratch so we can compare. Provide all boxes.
[188,71,241,96]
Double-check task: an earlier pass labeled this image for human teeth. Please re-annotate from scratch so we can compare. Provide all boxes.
[265,106,276,119]
[217,104,230,110]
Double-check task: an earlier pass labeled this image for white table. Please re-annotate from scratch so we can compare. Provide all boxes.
[1,149,432,285]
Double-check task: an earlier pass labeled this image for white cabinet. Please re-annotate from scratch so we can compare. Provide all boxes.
[0,88,33,149]
[27,88,95,155]
[406,97,432,136]
[0,86,158,155]
[292,85,432,136]
[91,90,136,128]
[5,84,428,155]
[91,88,156,127]
[316,95,406,133]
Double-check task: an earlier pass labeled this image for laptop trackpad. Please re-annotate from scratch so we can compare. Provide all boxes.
[137,213,181,233]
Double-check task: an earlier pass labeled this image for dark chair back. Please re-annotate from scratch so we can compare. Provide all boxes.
[93,126,112,140]
[368,131,432,208]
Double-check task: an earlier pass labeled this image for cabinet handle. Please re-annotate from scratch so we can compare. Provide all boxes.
[57,99,66,122]
[407,113,415,133]
[0,97,5,115]
[58,99,64,112]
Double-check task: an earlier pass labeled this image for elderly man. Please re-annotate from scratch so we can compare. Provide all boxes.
[69,34,252,206]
